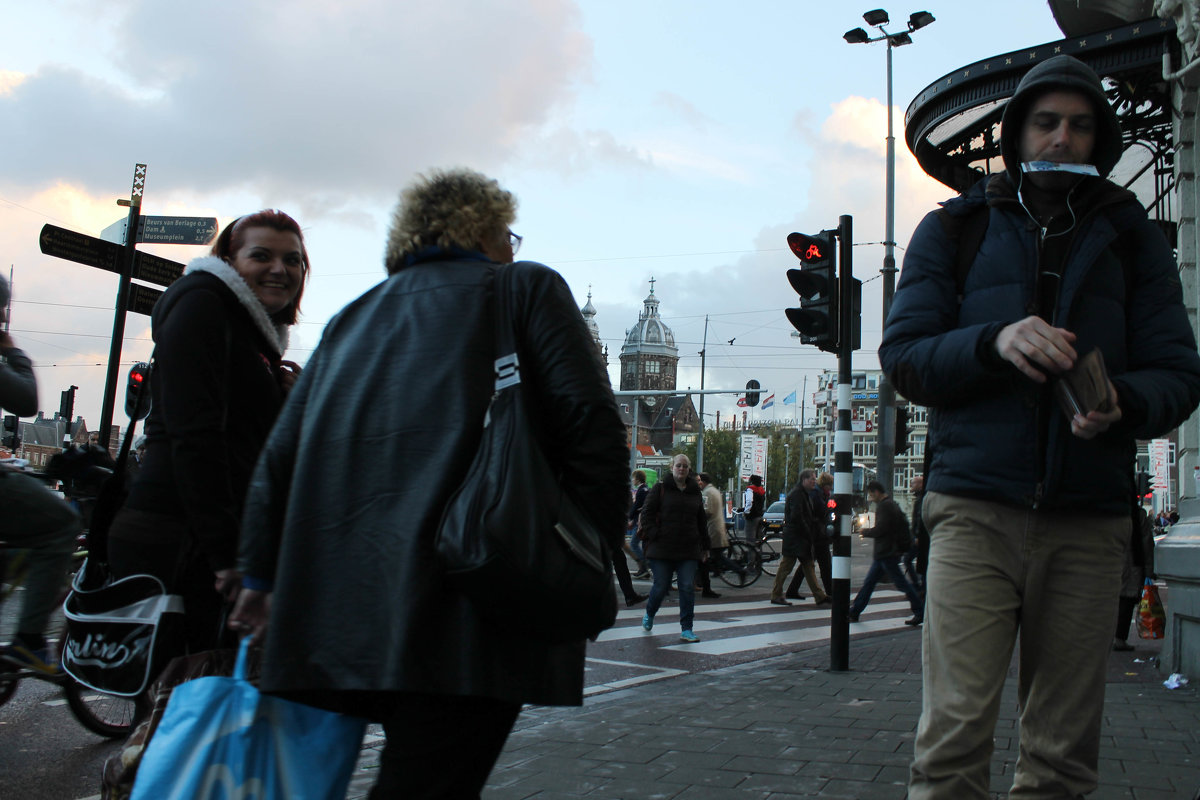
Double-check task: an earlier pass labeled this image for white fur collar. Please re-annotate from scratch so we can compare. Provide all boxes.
[182,256,291,356]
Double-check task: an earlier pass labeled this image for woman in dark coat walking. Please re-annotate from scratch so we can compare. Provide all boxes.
[638,453,709,643]
[230,169,628,799]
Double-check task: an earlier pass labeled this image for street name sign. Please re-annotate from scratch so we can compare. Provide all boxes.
[128,283,163,317]
[137,216,218,245]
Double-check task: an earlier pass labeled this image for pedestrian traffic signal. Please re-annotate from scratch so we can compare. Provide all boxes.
[826,497,837,536]
[786,230,839,353]
[745,379,761,408]
[125,362,152,420]
[2,414,19,451]
[894,406,911,455]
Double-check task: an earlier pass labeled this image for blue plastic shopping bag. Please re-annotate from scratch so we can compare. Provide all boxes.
[131,639,366,800]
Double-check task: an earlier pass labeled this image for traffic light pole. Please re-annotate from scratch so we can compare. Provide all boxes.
[831,214,854,672]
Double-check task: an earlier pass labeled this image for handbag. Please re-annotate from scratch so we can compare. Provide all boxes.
[62,364,177,696]
[1136,578,1165,639]
[434,264,618,644]
[62,570,185,696]
[130,639,366,800]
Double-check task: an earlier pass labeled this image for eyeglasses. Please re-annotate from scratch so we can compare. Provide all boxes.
[508,231,522,255]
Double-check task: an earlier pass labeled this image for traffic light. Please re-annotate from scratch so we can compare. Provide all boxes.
[2,414,19,451]
[745,379,761,407]
[894,406,911,455]
[59,386,77,422]
[1136,471,1152,504]
[125,362,152,420]
[826,497,837,537]
[785,230,839,353]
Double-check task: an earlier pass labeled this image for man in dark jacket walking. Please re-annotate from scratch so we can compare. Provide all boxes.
[848,481,921,624]
[881,55,1200,799]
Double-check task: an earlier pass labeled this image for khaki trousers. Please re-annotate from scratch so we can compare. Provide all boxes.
[909,492,1127,800]
[770,554,827,602]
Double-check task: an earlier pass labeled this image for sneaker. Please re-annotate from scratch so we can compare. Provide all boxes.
[0,641,60,675]
[642,613,653,632]
[679,630,700,643]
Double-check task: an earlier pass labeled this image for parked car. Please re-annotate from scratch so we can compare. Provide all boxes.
[761,500,786,536]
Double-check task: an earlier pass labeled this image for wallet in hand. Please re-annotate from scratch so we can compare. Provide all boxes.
[1053,348,1112,419]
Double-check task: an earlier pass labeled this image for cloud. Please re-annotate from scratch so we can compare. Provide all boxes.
[0,71,26,95]
[0,0,591,214]
[654,91,714,131]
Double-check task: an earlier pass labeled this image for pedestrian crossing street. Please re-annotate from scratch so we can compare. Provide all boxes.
[584,589,918,695]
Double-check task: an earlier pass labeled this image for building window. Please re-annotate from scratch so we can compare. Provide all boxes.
[645,360,660,374]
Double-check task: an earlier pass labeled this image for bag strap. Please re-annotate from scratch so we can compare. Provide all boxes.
[490,267,521,394]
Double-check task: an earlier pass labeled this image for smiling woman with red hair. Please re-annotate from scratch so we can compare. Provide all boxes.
[107,209,310,665]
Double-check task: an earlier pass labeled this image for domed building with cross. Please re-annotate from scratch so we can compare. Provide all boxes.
[607,278,698,453]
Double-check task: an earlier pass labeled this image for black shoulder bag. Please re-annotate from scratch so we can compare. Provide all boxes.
[434,266,618,643]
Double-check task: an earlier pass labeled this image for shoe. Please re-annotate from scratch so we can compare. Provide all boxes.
[0,640,60,675]
[633,568,650,579]
[770,598,792,606]
[784,592,805,600]
[1112,637,1135,652]
[626,593,648,607]
[702,590,721,599]
[815,597,832,606]
[679,630,700,643]
[642,613,653,632]
[848,611,861,622]
[905,615,923,626]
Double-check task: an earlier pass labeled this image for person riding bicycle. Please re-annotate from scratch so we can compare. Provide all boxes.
[0,274,82,674]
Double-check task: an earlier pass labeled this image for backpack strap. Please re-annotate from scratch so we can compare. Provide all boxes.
[934,204,991,302]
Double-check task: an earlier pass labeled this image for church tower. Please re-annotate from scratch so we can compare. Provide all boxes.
[579,287,608,369]
[619,278,678,393]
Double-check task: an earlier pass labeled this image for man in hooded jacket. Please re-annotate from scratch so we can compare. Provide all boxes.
[880,55,1200,799]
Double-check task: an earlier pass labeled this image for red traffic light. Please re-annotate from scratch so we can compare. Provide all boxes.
[827,498,837,509]
[131,371,144,383]
[787,232,830,263]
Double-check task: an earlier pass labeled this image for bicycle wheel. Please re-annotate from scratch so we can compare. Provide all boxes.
[758,535,782,577]
[718,541,762,588]
[63,681,145,738]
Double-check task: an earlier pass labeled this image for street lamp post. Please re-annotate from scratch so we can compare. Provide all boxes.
[843,9,934,493]
[784,443,791,491]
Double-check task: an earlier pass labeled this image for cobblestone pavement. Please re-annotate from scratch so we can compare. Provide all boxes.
[344,630,1197,799]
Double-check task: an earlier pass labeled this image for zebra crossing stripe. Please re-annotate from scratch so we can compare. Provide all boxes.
[660,612,913,655]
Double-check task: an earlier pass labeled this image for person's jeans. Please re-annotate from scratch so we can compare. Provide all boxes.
[850,554,922,616]
[909,492,1127,800]
[902,543,922,592]
[0,470,80,640]
[629,529,645,564]
[645,558,699,631]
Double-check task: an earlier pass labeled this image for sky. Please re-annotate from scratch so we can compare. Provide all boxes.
[0,0,1072,435]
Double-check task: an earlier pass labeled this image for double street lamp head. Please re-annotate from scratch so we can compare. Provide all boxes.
[843,9,935,45]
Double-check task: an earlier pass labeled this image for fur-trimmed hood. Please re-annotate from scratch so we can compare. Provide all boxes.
[182,256,290,355]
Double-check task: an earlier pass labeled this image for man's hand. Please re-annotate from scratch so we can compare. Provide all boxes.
[1071,379,1121,440]
[278,360,302,394]
[995,316,1077,383]
[228,588,271,643]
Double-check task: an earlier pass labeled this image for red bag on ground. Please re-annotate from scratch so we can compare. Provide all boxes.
[1137,579,1165,640]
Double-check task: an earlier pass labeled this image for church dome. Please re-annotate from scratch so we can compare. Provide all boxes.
[621,279,677,357]
[580,288,600,342]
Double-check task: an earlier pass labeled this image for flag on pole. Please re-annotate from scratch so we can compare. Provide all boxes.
[762,394,775,409]
[783,390,797,405]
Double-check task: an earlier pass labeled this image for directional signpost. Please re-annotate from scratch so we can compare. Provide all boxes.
[137,215,218,245]
[37,164,209,447]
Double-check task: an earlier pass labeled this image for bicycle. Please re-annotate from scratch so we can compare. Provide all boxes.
[707,539,762,588]
[2,540,146,738]
[729,510,782,577]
